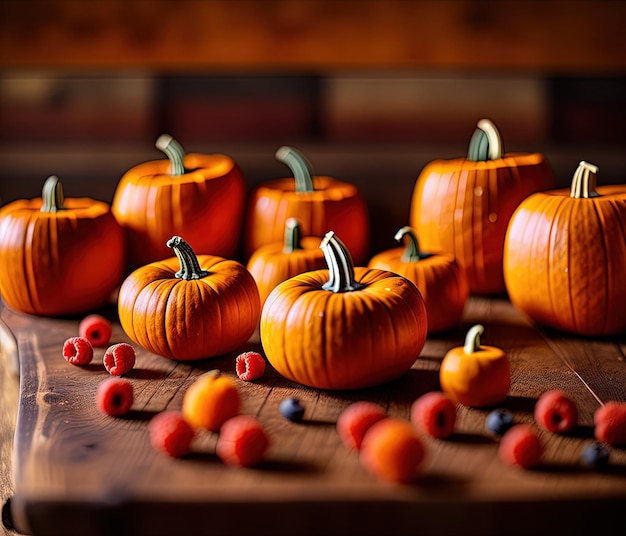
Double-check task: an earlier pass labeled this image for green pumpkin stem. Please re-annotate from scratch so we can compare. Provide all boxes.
[570,161,600,199]
[320,231,363,293]
[276,146,315,193]
[283,218,303,254]
[40,175,66,213]
[156,134,186,177]
[167,236,209,280]
[467,119,503,161]
[464,324,485,354]
[394,226,432,263]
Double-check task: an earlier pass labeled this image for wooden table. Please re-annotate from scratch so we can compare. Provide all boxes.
[1,297,625,536]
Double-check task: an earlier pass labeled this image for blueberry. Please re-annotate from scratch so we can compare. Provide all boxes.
[485,408,514,436]
[279,397,305,422]
[581,442,610,469]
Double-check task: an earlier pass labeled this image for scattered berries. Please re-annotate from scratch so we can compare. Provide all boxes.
[62,336,94,366]
[580,441,610,470]
[360,418,426,484]
[594,401,626,446]
[97,377,134,416]
[411,391,457,439]
[498,424,543,469]
[216,415,270,467]
[534,390,578,434]
[235,351,266,381]
[337,401,387,450]
[279,397,305,422]
[103,342,136,376]
[486,408,515,436]
[79,314,112,347]
[149,411,196,458]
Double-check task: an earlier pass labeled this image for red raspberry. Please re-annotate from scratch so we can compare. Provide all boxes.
[62,336,94,366]
[149,411,196,458]
[97,377,134,416]
[103,342,136,376]
[216,415,269,467]
[534,390,578,434]
[594,401,626,446]
[337,401,387,450]
[78,314,112,347]
[235,351,266,381]
[499,424,544,469]
[411,391,457,439]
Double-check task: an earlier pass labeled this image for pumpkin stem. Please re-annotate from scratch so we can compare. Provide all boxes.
[467,119,503,161]
[463,324,485,354]
[276,146,315,193]
[570,161,600,199]
[283,218,303,254]
[156,134,186,177]
[40,175,66,213]
[166,235,209,280]
[394,226,432,263]
[320,231,363,293]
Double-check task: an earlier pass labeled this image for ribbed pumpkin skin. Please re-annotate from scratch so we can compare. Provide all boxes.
[409,154,554,295]
[118,255,260,360]
[504,184,626,336]
[112,154,246,270]
[260,267,427,390]
[0,198,124,316]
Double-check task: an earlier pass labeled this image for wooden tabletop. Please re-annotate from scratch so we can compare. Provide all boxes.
[1,296,625,536]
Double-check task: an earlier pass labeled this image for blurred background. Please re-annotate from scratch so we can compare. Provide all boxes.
[1,0,626,253]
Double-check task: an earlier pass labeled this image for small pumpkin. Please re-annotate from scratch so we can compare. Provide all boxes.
[260,231,427,390]
[439,324,510,408]
[504,161,626,336]
[368,226,468,333]
[246,218,326,308]
[244,146,370,264]
[0,176,125,316]
[112,134,246,270]
[409,118,555,295]
[118,235,260,360]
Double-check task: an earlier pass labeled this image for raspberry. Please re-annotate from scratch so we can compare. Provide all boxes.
[97,377,134,416]
[216,415,269,467]
[78,314,112,347]
[498,424,543,469]
[279,398,306,423]
[337,401,387,450]
[594,401,626,446]
[149,411,195,458]
[534,390,578,434]
[485,408,514,436]
[235,351,266,381]
[580,441,610,470]
[410,391,456,439]
[62,336,94,366]
[103,342,136,376]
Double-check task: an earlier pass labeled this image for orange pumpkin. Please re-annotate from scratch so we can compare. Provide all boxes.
[0,176,125,316]
[260,231,427,390]
[247,218,326,308]
[112,134,246,270]
[368,226,468,333]
[504,161,626,336]
[244,146,370,264]
[118,236,260,360]
[409,119,555,295]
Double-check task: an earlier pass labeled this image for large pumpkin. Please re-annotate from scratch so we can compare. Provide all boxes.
[504,161,626,336]
[0,176,125,316]
[409,119,554,295]
[244,146,370,264]
[118,236,260,360]
[260,231,427,390]
[112,135,246,270]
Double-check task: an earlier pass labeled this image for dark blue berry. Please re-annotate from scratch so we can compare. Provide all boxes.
[279,397,305,422]
[486,408,514,436]
[581,442,610,469]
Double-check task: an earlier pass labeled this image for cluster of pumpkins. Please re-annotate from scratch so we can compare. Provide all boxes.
[1,119,625,390]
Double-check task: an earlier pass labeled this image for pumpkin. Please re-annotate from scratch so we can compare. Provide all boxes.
[244,146,370,264]
[111,134,246,270]
[0,175,125,316]
[260,231,427,390]
[439,324,510,408]
[368,226,468,333]
[409,118,555,295]
[246,218,326,308]
[118,235,260,360]
[503,161,626,336]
